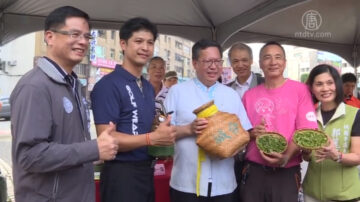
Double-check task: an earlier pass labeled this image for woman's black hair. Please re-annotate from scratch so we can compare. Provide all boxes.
[306,64,344,105]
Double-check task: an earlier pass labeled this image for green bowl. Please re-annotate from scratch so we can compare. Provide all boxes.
[256,132,287,154]
[293,129,328,150]
[148,145,174,157]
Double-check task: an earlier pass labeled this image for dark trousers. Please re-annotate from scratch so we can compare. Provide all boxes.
[100,160,155,202]
[240,161,301,202]
[234,152,246,184]
[170,187,236,202]
[234,153,245,202]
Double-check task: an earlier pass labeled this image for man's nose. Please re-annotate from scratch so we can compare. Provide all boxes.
[141,42,150,50]
[77,35,89,45]
[269,57,276,65]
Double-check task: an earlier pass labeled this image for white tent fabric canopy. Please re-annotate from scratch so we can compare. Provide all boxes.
[0,0,304,46]
[232,0,360,67]
[1,0,358,67]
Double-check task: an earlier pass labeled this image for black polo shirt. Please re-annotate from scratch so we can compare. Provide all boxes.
[91,64,155,161]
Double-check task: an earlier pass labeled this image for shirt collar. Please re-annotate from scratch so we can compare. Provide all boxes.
[193,78,218,90]
[193,78,219,99]
[316,102,345,126]
[115,64,144,81]
[44,56,78,80]
[235,72,253,87]
[156,84,169,98]
[345,95,356,101]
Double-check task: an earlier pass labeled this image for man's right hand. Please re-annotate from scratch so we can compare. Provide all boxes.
[150,115,176,146]
[190,118,208,135]
[250,118,266,139]
[97,122,119,160]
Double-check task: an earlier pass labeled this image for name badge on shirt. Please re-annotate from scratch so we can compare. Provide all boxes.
[63,97,73,114]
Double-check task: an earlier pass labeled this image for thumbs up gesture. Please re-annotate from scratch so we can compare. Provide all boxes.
[97,122,119,160]
[250,118,267,139]
[149,115,176,146]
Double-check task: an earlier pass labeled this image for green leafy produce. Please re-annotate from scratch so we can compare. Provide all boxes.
[256,133,287,154]
[293,129,328,150]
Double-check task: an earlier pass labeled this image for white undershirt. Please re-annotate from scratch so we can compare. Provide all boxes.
[234,73,253,98]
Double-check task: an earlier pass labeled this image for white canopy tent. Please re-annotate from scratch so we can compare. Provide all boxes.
[0,0,305,46]
[1,0,359,68]
[233,0,360,68]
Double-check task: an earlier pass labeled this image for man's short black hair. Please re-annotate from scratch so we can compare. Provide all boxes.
[45,6,90,31]
[120,17,158,41]
[342,72,357,83]
[192,39,222,60]
[259,41,286,59]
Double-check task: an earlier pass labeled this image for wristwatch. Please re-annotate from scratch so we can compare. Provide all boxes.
[336,152,343,163]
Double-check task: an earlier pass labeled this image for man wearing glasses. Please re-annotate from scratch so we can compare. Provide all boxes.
[10,6,118,202]
[164,39,252,201]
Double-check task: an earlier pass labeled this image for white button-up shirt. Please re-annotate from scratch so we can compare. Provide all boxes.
[164,78,252,197]
[233,73,253,99]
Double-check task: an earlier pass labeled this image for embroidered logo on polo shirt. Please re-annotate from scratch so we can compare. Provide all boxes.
[63,97,73,113]
[126,85,139,135]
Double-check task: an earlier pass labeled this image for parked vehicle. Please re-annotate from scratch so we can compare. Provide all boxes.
[0,97,10,120]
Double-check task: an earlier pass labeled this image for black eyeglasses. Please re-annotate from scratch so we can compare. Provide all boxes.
[200,59,224,67]
[51,30,93,41]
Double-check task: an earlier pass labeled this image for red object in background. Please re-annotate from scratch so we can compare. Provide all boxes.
[95,179,101,202]
[94,159,173,202]
[154,158,173,202]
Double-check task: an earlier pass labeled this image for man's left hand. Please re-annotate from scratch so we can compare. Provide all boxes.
[259,151,289,167]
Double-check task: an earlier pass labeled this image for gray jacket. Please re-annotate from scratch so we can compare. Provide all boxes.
[10,57,99,202]
[227,72,264,90]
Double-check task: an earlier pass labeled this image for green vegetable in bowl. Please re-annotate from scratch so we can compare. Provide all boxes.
[293,129,328,150]
[256,133,287,154]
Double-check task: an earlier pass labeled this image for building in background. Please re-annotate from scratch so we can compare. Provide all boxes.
[155,35,194,79]
[0,33,37,97]
[0,33,358,99]
[0,30,195,101]
[87,30,195,101]
[290,46,351,82]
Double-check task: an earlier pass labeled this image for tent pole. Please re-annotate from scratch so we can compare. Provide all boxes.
[212,27,216,41]
[353,45,359,98]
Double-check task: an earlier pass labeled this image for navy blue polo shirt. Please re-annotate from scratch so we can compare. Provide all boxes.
[91,64,155,161]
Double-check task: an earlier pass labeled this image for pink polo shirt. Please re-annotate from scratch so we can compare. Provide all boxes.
[242,79,317,168]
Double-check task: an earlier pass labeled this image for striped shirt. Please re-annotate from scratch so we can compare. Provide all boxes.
[155,85,169,114]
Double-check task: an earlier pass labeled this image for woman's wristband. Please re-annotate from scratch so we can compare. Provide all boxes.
[336,152,343,163]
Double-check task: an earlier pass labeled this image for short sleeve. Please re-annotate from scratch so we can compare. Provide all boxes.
[164,87,177,125]
[91,78,122,124]
[295,84,318,130]
[351,110,360,136]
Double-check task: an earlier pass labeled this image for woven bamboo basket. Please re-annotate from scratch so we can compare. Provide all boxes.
[193,101,250,158]
[293,129,328,150]
[256,132,287,154]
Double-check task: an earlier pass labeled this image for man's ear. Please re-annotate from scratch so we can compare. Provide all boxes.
[44,30,54,46]
[192,60,197,70]
[120,39,126,52]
